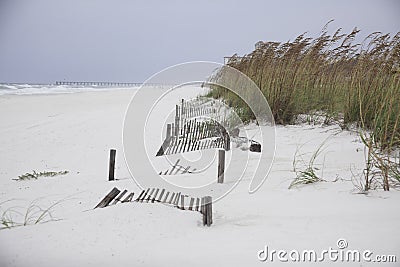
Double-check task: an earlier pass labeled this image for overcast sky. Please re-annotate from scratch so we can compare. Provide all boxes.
[0,0,399,83]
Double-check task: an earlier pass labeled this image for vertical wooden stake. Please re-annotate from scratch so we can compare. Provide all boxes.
[206,196,213,226]
[181,99,184,118]
[174,192,181,206]
[189,197,194,210]
[224,132,230,151]
[158,189,165,202]
[202,196,213,226]
[180,194,185,210]
[195,198,200,211]
[166,124,171,140]
[169,193,176,204]
[175,105,180,136]
[162,191,170,203]
[146,188,155,202]
[218,149,225,183]
[151,188,160,203]
[135,190,145,201]
[108,149,116,181]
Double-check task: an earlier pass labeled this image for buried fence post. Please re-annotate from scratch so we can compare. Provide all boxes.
[108,149,116,181]
[218,149,225,183]
[202,196,213,226]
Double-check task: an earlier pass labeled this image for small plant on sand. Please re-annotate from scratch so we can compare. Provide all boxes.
[0,198,65,230]
[13,170,68,181]
[289,140,328,189]
[357,132,400,192]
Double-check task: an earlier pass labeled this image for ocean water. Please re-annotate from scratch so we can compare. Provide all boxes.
[0,83,141,96]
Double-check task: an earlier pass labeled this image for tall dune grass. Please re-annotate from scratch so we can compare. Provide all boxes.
[208,23,400,190]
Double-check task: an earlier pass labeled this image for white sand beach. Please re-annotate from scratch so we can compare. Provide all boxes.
[0,89,399,266]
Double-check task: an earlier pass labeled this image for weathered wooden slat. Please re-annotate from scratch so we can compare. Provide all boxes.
[169,159,180,175]
[157,189,165,202]
[112,189,128,205]
[183,124,189,152]
[151,188,160,203]
[162,191,170,203]
[135,190,145,201]
[174,166,182,175]
[188,197,194,211]
[122,192,134,203]
[146,188,155,202]
[206,196,213,226]
[172,137,180,154]
[94,187,120,209]
[169,192,176,204]
[177,139,184,153]
[218,149,225,183]
[140,188,150,202]
[200,197,205,215]
[156,136,171,156]
[195,198,200,211]
[180,194,185,210]
[174,192,181,206]
[182,166,190,174]
[166,123,171,140]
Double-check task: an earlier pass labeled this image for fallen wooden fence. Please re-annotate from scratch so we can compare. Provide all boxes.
[94,187,213,226]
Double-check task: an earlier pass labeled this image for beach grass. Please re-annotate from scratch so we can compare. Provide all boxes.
[208,22,400,190]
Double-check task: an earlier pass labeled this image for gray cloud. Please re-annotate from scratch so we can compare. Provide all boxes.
[0,0,399,83]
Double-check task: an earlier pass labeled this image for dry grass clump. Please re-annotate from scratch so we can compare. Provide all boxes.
[13,170,69,181]
[0,199,64,230]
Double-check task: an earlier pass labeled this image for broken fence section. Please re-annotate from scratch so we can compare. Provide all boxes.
[94,187,213,226]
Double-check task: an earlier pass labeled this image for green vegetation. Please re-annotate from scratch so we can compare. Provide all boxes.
[14,170,69,181]
[208,22,400,191]
[289,139,328,189]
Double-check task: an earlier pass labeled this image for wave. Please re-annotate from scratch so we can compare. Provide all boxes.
[0,83,141,96]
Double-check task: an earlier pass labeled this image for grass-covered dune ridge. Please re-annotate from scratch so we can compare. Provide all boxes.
[208,22,400,151]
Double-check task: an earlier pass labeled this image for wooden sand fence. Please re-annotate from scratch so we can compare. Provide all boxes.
[156,98,231,156]
[95,187,213,226]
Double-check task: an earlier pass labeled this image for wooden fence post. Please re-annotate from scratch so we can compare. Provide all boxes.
[202,196,213,226]
[224,132,230,151]
[175,105,180,136]
[108,149,116,181]
[218,149,225,183]
[166,124,171,140]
